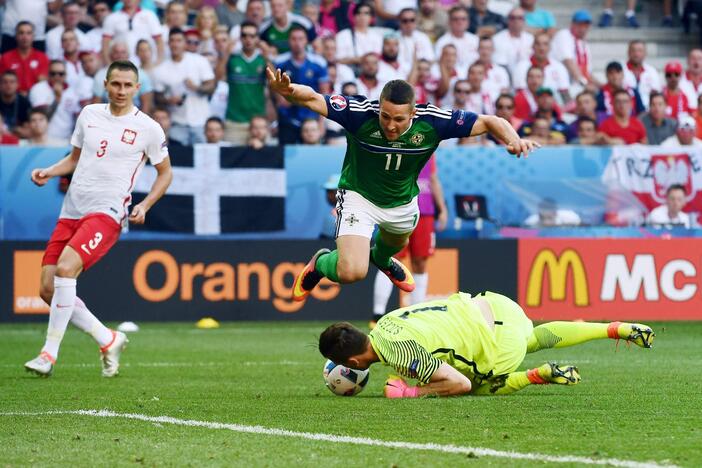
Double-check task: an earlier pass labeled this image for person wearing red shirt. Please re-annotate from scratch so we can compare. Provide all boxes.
[514,65,543,120]
[662,61,692,119]
[599,88,647,144]
[0,21,49,94]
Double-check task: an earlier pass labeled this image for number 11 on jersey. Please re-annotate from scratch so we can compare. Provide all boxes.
[385,153,402,171]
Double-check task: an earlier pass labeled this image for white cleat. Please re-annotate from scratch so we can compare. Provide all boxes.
[100,331,128,378]
[24,352,55,377]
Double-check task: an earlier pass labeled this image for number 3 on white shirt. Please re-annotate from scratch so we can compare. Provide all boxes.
[96,140,108,158]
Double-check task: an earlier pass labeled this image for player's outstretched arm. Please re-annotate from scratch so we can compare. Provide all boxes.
[470,115,540,158]
[266,67,328,117]
[385,363,472,398]
[129,157,173,225]
[30,146,81,186]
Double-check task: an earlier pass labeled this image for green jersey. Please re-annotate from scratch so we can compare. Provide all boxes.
[323,95,477,208]
[369,293,498,384]
[225,52,266,123]
[259,14,316,54]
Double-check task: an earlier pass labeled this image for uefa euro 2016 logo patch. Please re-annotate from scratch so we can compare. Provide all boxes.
[330,95,347,111]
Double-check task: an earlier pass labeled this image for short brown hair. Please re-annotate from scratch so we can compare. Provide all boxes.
[318,322,369,364]
[380,80,415,107]
[106,60,139,82]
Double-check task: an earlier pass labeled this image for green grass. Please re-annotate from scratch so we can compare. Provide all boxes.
[1,321,699,467]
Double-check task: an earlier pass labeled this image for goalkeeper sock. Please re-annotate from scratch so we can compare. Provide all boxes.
[472,371,533,395]
[314,250,340,282]
[370,232,404,269]
[527,321,610,353]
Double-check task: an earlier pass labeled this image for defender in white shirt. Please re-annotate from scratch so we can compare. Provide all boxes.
[24,60,173,378]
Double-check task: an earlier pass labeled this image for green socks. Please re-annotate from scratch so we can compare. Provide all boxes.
[370,232,404,269]
[314,250,339,282]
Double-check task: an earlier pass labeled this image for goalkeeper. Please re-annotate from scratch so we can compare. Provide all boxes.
[318,291,654,397]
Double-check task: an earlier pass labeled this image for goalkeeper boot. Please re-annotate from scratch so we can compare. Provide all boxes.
[529,362,581,385]
[607,322,655,348]
[292,248,330,302]
[374,257,415,293]
[100,330,128,377]
[24,352,55,377]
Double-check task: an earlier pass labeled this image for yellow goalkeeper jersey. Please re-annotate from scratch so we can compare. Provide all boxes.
[369,293,499,384]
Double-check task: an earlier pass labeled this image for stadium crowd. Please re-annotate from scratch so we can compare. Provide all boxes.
[1,0,701,148]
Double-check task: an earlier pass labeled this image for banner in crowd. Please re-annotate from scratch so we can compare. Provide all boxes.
[603,145,702,213]
[519,238,702,320]
[132,144,286,234]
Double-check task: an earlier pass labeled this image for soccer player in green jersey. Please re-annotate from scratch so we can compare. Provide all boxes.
[267,68,539,302]
[318,291,655,398]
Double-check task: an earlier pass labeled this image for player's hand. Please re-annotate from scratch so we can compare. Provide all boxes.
[266,67,294,98]
[384,376,419,398]
[506,139,540,158]
[31,168,52,186]
[129,204,147,224]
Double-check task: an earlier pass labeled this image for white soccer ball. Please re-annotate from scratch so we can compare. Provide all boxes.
[322,359,370,396]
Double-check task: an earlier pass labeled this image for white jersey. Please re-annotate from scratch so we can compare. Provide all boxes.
[61,104,168,224]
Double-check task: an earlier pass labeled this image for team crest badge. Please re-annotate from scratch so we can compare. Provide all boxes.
[330,95,347,111]
[410,133,425,146]
[121,129,137,145]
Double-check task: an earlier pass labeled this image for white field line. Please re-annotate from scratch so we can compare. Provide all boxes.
[0,409,676,468]
[0,360,306,369]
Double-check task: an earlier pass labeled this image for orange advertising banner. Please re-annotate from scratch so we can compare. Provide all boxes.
[519,239,702,321]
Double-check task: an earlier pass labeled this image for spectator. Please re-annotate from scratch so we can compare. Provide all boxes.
[468,0,506,37]
[378,34,407,81]
[450,79,470,109]
[229,0,267,50]
[623,40,661,112]
[695,94,702,140]
[551,10,596,90]
[520,0,555,35]
[662,61,692,120]
[28,60,84,141]
[568,90,604,137]
[525,116,565,146]
[397,8,435,74]
[274,25,329,144]
[216,21,267,146]
[136,39,156,80]
[152,107,183,148]
[0,22,49,94]
[661,115,702,148]
[335,3,384,66]
[61,30,86,90]
[194,7,220,57]
[355,52,384,100]
[318,0,353,36]
[598,89,647,145]
[408,58,437,104]
[0,114,20,144]
[0,0,55,53]
[162,2,191,50]
[680,49,702,109]
[519,87,568,141]
[320,36,356,92]
[646,184,691,228]
[184,29,202,54]
[248,115,271,149]
[216,0,244,31]
[260,0,316,56]
[524,198,581,227]
[204,116,230,145]
[417,0,448,43]
[21,108,67,145]
[514,66,544,120]
[101,0,164,65]
[0,71,31,138]
[463,62,493,114]
[92,41,154,114]
[492,7,533,73]
[513,32,570,105]
[476,36,510,101]
[495,93,522,133]
[570,117,609,145]
[434,6,478,71]
[640,92,677,145]
[76,50,100,99]
[46,2,91,60]
[597,61,645,117]
[153,28,217,145]
[84,1,111,54]
[302,2,323,39]
[300,118,323,144]
[598,0,639,29]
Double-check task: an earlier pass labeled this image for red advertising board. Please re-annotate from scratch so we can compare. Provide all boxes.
[519,239,702,320]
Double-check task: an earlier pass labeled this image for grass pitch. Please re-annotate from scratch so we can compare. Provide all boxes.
[1,321,700,467]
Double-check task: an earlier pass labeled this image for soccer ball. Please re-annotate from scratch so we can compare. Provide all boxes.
[322,360,370,396]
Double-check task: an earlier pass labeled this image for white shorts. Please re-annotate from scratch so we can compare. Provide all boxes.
[334,189,419,239]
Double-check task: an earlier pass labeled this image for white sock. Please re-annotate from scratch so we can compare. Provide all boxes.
[625,9,635,18]
[409,273,429,305]
[373,271,393,317]
[71,297,113,347]
[41,276,77,360]
[603,8,613,15]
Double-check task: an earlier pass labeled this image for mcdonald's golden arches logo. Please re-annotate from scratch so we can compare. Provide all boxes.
[526,248,589,307]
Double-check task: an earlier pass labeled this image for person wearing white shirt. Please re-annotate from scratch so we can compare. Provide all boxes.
[524,198,581,227]
[355,53,385,101]
[513,32,570,105]
[660,115,702,148]
[550,10,596,90]
[492,7,533,75]
[476,36,510,102]
[434,6,479,71]
[377,34,409,81]
[463,62,494,115]
[622,40,661,112]
[646,184,691,228]
[160,1,190,59]
[84,1,111,54]
[396,8,434,74]
[320,36,356,92]
[101,0,164,65]
[204,116,232,146]
[152,28,217,145]
[60,30,87,90]
[679,48,702,112]
[336,3,386,66]
[1,0,54,49]
[46,2,92,60]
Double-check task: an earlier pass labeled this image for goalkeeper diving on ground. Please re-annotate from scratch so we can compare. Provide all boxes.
[318,291,654,398]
